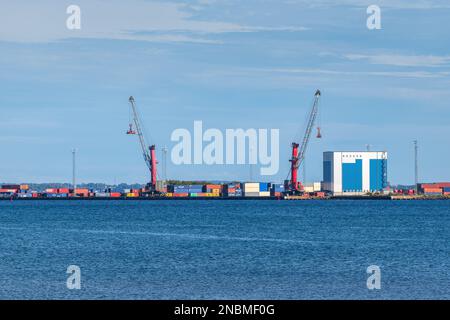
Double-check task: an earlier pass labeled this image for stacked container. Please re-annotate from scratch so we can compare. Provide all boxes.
[271,184,285,197]
[443,187,450,196]
[243,183,271,197]
[223,183,242,197]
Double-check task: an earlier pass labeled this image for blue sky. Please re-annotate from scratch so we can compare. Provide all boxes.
[0,0,449,184]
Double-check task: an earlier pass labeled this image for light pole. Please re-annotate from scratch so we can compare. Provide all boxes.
[414,140,418,193]
[72,148,77,192]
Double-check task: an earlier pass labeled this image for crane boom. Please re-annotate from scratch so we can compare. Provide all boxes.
[289,90,321,192]
[297,89,321,169]
[128,96,157,191]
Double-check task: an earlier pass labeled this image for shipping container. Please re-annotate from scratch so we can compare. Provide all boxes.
[421,182,450,189]
[20,184,29,190]
[423,188,442,193]
[58,188,70,194]
[315,192,326,198]
[172,193,189,197]
[95,193,110,197]
[303,186,314,193]
[0,189,18,193]
[18,193,32,198]
[423,192,442,196]
[1,185,20,190]
[110,192,121,197]
[259,183,270,192]
[313,182,321,192]
[244,192,261,197]
[443,187,450,192]
[46,188,58,194]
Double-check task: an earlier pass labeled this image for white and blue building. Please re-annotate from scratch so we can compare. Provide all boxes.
[323,151,388,194]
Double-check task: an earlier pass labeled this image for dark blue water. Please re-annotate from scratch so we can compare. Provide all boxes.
[0,200,448,299]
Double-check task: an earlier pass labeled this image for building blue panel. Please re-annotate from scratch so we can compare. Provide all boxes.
[323,161,332,183]
[370,159,382,191]
[342,160,362,191]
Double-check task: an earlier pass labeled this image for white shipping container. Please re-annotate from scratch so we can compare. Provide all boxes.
[259,192,270,197]
[313,182,321,192]
[303,186,314,193]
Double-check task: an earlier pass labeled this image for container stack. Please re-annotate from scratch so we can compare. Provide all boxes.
[270,184,285,197]
[243,183,271,197]
[203,184,221,196]
[443,187,450,196]
[223,183,242,197]
[45,188,69,198]
[418,183,450,195]
[302,182,322,193]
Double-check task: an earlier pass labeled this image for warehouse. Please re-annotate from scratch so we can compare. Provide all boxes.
[322,151,388,194]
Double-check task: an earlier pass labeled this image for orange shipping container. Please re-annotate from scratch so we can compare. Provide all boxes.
[423,188,442,193]
[205,184,221,190]
[58,188,70,194]
[20,184,29,190]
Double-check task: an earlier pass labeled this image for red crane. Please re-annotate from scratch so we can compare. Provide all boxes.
[127,96,158,192]
[289,90,322,193]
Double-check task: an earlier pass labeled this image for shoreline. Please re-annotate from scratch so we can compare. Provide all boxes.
[1,196,449,201]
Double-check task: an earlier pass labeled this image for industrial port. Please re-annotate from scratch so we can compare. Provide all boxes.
[1,90,449,201]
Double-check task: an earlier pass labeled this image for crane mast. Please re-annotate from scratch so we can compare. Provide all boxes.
[289,90,321,192]
[128,96,157,192]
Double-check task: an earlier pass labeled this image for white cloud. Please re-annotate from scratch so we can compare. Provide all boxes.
[345,54,450,67]
[283,0,450,9]
[0,0,306,44]
[261,67,450,79]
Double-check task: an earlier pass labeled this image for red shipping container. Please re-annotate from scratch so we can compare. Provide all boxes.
[46,188,58,193]
[435,183,450,188]
[58,188,70,194]
[315,192,326,197]
[110,192,121,197]
[421,183,450,189]
[172,193,189,197]
[0,189,18,193]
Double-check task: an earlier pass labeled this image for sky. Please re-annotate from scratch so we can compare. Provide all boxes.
[0,0,449,185]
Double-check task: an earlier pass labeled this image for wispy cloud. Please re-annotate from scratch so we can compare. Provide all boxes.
[344,54,450,68]
[0,0,306,44]
[259,67,450,79]
[283,0,450,9]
